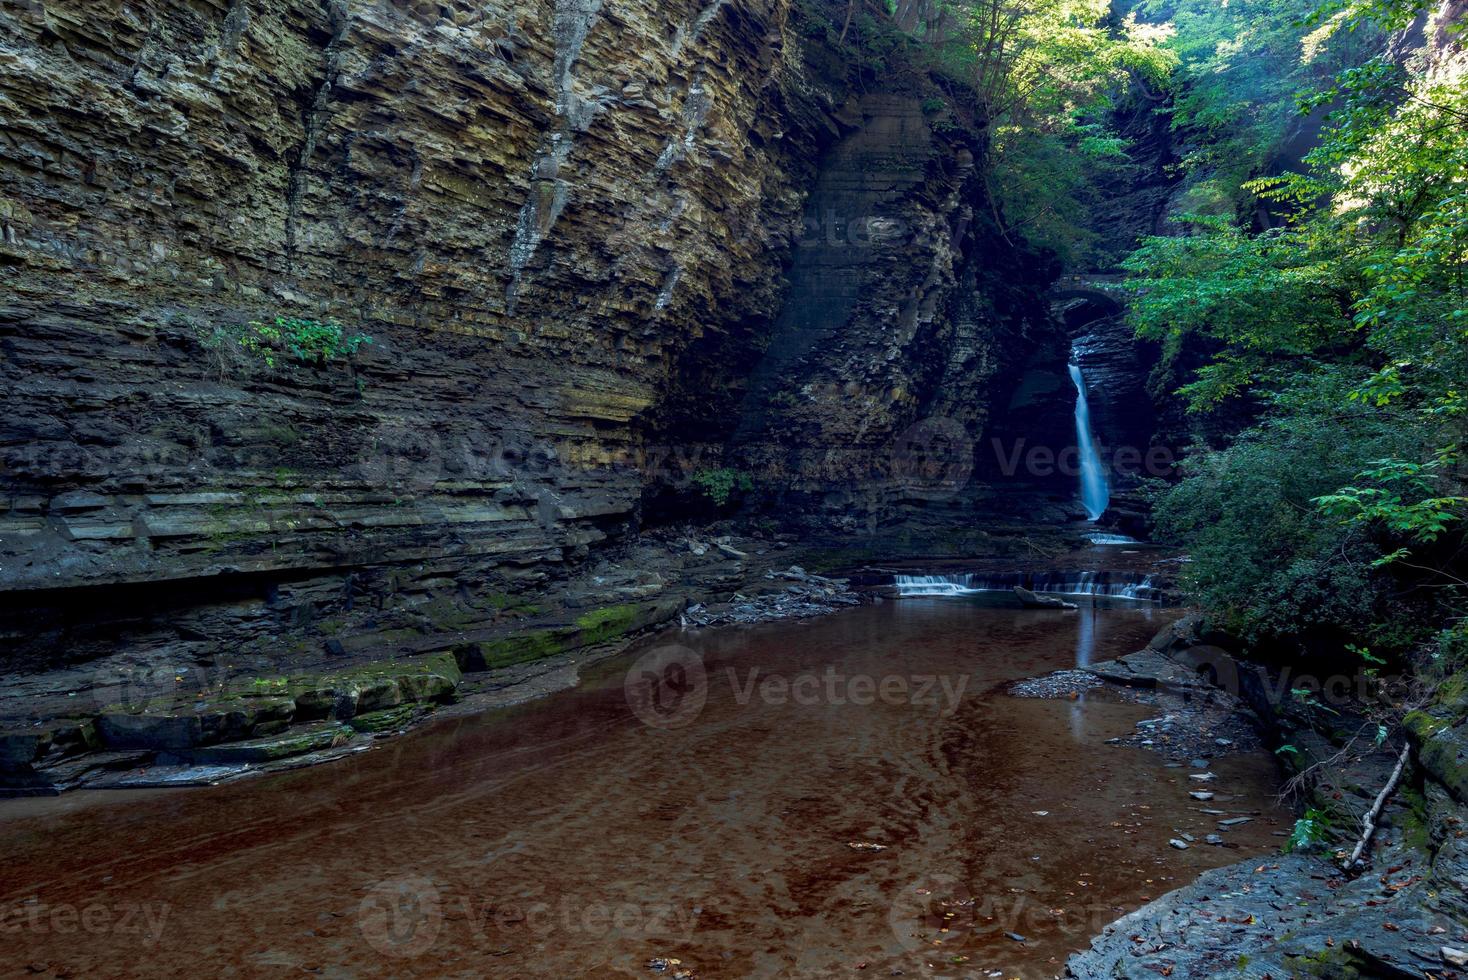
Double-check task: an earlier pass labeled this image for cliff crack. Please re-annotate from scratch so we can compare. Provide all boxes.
[504,0,606,314]
[220,0,249,57]
[654,69,713,173]
[284,0,350,276]
[671,0,731,59]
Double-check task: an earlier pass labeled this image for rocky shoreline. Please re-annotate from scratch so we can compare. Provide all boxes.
[0,530,884,797]
[20,543,1461,978]
[1010,616,1468,979]
[1,532,1182,797]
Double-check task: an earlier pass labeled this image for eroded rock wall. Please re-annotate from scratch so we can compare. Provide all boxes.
[0,0,835,667]
[0,0,1056,677]
[729,94,1061,537]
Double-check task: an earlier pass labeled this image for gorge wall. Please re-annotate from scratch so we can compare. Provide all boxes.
[0,0,1062,683]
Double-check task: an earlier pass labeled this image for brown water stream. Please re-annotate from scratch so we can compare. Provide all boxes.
[0,599,1287,979]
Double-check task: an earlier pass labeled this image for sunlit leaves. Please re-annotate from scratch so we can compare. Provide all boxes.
[933,0,1179,261]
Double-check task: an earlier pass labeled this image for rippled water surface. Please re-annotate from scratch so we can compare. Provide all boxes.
[0,600,1288,978]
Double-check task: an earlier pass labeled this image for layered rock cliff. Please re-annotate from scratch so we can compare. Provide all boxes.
[0,0,1061,687]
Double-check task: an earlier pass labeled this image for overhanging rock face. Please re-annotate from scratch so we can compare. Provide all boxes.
[0,0,1059,676]
[0,0,823,601]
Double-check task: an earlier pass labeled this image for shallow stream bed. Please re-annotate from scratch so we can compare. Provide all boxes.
[0,599,1287,978]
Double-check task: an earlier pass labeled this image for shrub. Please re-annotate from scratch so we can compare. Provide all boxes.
[691,468,754,507]
[198,316,372,372]
[1152,397,1423,650]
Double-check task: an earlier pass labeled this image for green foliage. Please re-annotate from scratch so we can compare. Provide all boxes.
[1123,219,1363,407]
[930,0,1179,262]
[1151,398,1421,645]
[1284,807,1333,852]
[199,316,372,372]
[1127,2,1467,652]
[1316,453,1467,548]
[1132,0,1389,215]
[691,468,754,507]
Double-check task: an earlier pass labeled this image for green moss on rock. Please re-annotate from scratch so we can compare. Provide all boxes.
[575,604,639,644]
[1405,709,1468,803]
[348,705,423,733]
[179,722,355,764]
[458,629,571,671]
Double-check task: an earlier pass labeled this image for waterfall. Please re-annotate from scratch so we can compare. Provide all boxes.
[1068,363,1110,521]
[893,572,1160,601]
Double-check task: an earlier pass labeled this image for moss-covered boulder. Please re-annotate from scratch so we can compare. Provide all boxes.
[0,719,98,773]
[455,598,685,672]
[288,651,462,720]
[456,627,577,671]
[1399,669,1468,803]
[1405,709,1468,804]
[96,696,296,750]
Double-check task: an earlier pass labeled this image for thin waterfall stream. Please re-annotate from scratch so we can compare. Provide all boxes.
[1068,361,1110,521]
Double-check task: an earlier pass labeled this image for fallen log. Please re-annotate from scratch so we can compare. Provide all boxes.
[1343,741,1412,874]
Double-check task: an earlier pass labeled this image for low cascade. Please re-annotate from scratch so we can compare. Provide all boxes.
[1068,363,1110,521]
[894,572,1159,601]
[1084,532,1140,545]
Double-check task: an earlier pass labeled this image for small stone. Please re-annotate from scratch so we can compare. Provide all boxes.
[1190,791,1215,801]
[1189,772,1216,782]
[1219,817,1253,827]
[1215,737,1234,747]
[1190,758,1209,769]
[1005,932,1026,943]
[1442,948,1468,968]
[1169,839,1189,850]
[1206,834,1224,845]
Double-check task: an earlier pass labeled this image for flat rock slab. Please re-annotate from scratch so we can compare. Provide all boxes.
[1086,649,1211,691]
[173,722,356,765]
[1066,843,1464,979]
[96,696,296,751]
[99,765,253,789]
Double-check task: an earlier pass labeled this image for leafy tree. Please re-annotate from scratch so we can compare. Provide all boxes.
[1124,0,1466,653]
[927,0,1177,261]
